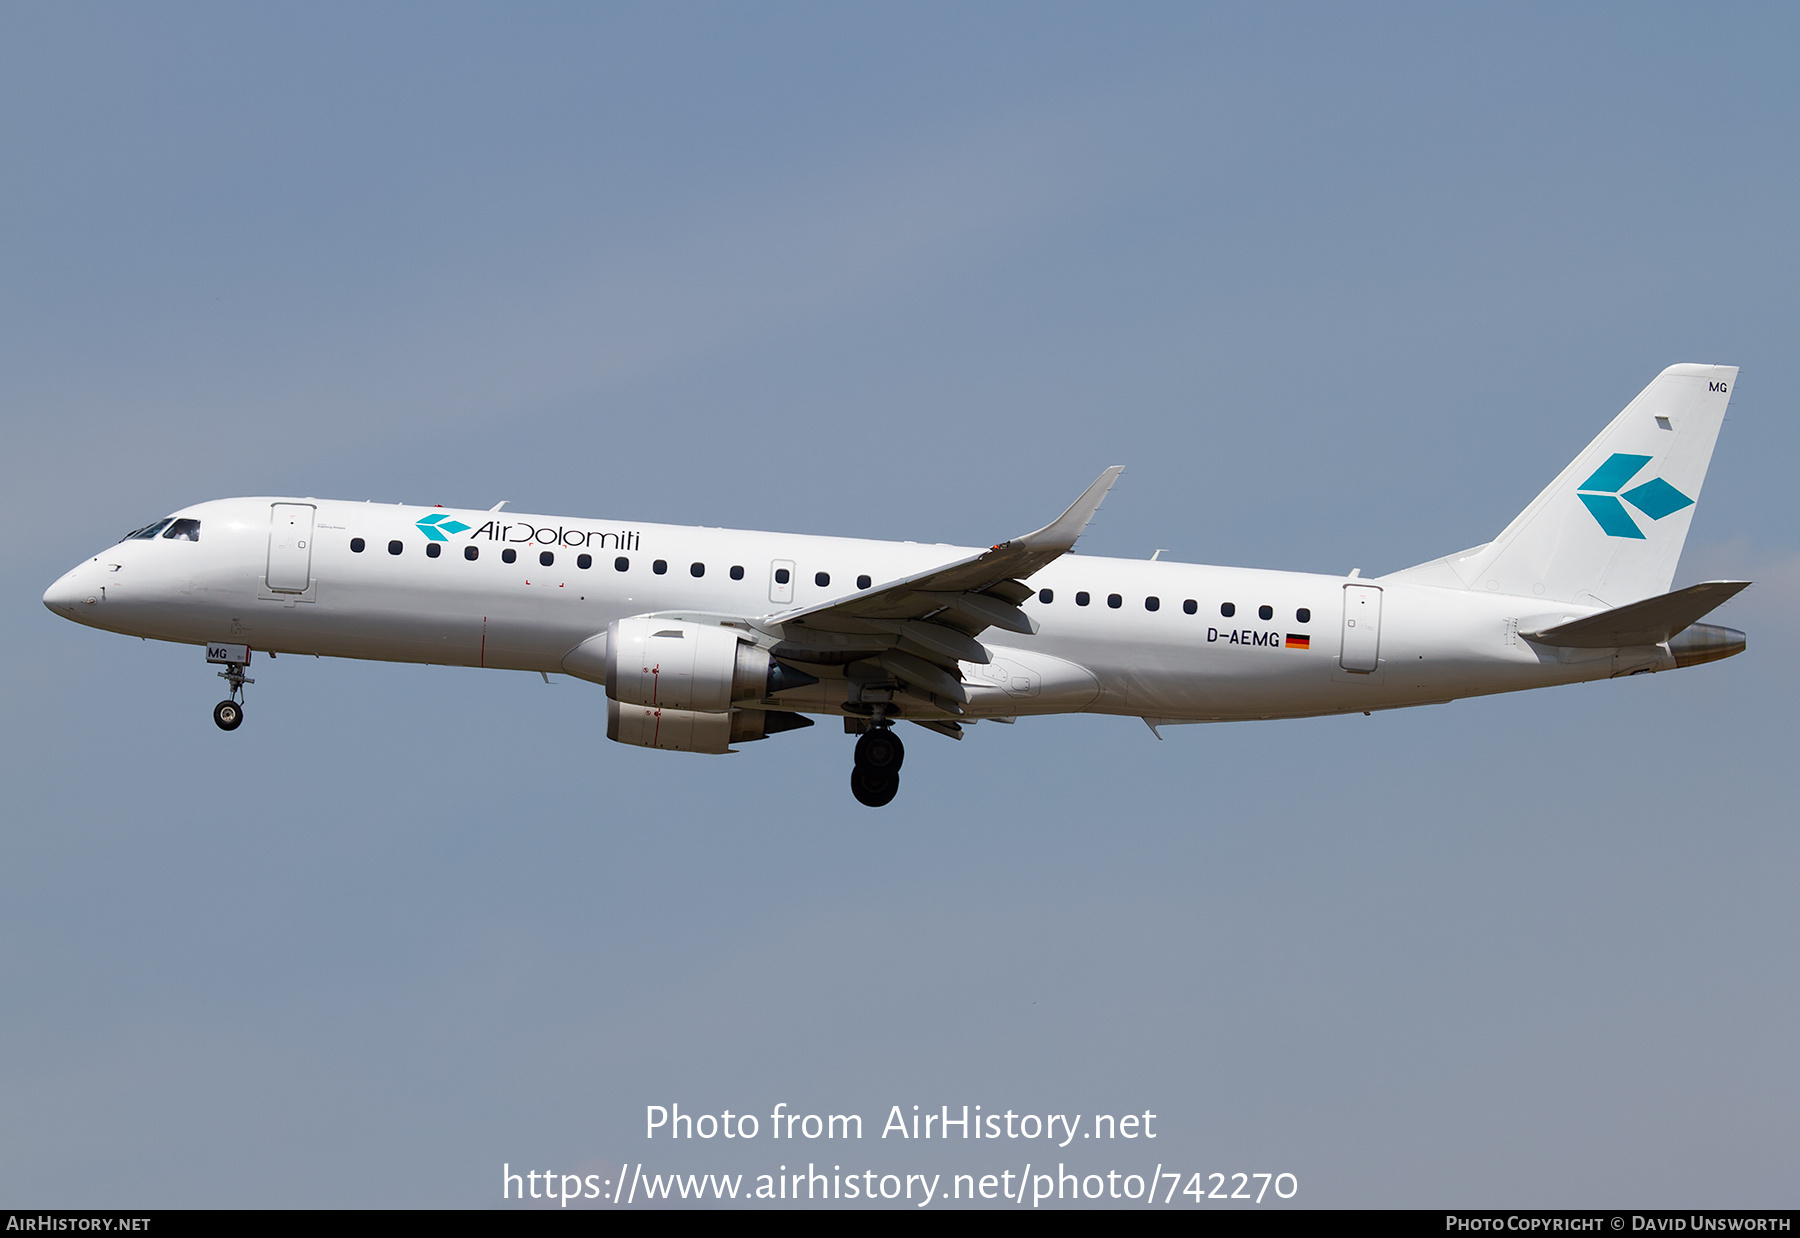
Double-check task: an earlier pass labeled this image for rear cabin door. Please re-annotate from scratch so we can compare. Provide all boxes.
[267,503,316,593]
[1340,583,1383,673]
[769,559,795,605]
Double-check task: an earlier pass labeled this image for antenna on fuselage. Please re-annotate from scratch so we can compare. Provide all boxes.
[490,501,508,511]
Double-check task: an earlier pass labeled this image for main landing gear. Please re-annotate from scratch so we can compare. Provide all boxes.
[214,661,253,732]
[850,722,904,808]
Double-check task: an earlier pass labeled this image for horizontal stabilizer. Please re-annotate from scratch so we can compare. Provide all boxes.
[1520,580,1750,648]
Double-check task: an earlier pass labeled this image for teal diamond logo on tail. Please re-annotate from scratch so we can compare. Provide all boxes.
[1575,453,1693,539]
[415,513,470,542]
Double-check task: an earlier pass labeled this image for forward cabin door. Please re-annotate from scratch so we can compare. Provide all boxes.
[1340,583,1383,673]
[267,503,316,593]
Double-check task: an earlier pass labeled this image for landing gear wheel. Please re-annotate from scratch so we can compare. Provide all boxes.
[850,765,899,808]
[855,727,905,773]
[212,659,253,729]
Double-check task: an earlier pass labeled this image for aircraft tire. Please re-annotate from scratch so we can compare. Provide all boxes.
[213,700,244,731]
[854,728,904,773]
[850,764,898,808]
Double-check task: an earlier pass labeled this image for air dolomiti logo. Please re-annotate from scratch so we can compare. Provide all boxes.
[415,511,642,550]
[1575,453,1693,540]
[415,513,471,541]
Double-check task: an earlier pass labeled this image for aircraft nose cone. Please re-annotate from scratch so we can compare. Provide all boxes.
[43,564,98,614]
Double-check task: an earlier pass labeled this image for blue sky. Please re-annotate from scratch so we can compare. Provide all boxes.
[2,3,1796,1207]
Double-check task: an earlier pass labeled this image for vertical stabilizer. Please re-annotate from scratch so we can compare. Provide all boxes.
[1388,364,1736,606]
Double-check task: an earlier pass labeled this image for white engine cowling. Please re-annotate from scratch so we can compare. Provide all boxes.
[605,701,812,754]
[605,617,771,712]
[606,700,736,753]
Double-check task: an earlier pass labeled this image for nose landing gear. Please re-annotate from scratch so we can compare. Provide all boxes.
[850,721,904,808]
[213,660,253,732]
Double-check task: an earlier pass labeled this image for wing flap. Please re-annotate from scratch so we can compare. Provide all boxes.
[930,590,1037,635]
[876,650,969,703]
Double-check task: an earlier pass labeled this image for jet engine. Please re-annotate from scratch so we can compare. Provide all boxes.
[606,701,813,754]
[604,616,816,711]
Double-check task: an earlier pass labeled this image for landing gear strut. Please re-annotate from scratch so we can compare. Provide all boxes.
[213,661,253,732]
[851,718,904,808]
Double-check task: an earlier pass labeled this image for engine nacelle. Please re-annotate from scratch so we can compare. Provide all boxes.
[605,617,771,711]
[606,701,814,754]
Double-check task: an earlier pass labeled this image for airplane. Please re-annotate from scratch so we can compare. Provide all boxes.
[44,363,1749,807]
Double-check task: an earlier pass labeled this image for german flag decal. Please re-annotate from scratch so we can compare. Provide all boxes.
[1285,633,1310,650]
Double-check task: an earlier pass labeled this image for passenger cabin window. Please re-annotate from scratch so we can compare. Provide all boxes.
[615,557,629,571]
[730,565,744,580]
[1107,593,1122,609]
[857,574,872,590]
[465,546,479,561]
[1258,605,1273,620]
[653,559,667,575]
[775,568,791,585]
[388,540,404,555]
[124,519,173,541]
[351,538,366,553]
[1039,588,1054,604]
[502,548,517,563]
[426,543,442,558]
[1145,596,1160,611]
[163,519,201,541]
[577,553,592,569]
[815,572,830,587]
[1296,608,1311,623]
[691,562,705,577]
[540,551,554,566]
[1076,591,1090,606]
[1221,602,1236,617]
[1183,599,1196,614]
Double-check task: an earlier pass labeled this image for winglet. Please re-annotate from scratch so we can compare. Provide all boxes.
[1005,466,1124,553]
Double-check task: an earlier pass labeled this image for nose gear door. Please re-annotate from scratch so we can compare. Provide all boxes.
[267,503,316,593]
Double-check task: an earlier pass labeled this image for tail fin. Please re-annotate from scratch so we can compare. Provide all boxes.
[1388,364,1737,606]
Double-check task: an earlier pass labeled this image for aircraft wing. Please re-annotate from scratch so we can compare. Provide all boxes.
[757,466,1123,710]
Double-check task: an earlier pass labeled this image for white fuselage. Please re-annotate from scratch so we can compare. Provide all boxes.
[43,497,1673,725]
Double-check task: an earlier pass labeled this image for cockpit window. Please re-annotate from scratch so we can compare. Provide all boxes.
[162,519,201,542]
[123,519,173,541]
